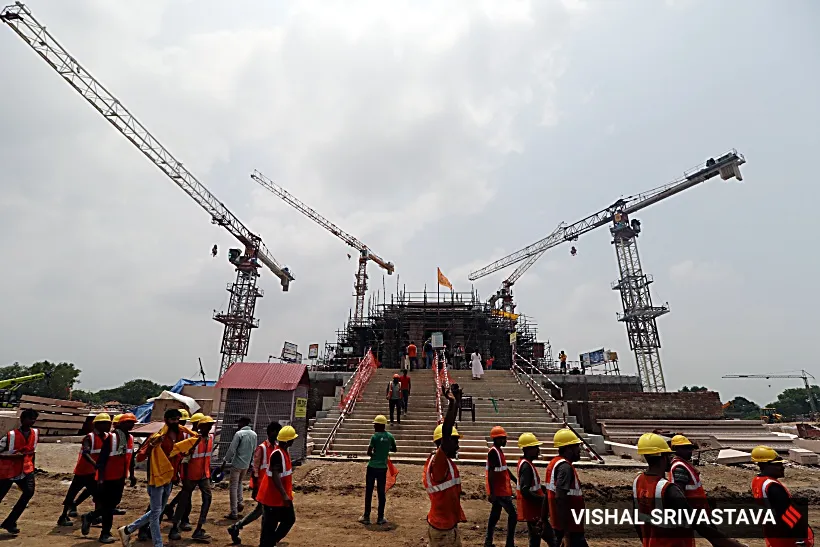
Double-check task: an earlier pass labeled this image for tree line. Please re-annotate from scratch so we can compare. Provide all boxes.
[0,361,171,407]
[679,384,820,421]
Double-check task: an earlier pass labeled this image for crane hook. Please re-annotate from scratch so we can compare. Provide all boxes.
[211,244,218,258]
[570,246,577,256]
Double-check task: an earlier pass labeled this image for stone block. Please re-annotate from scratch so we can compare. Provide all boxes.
[794,438,820,454]
[716,449,751,465]
[788,448,819,465]
[585,434,606,455]
[322,396,338,411]
[606,441,640,461]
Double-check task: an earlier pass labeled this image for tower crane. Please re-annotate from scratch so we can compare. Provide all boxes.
[1,2,294,378]
[470,150,746,392]
[723,371,818,417]
[251,170,394,324]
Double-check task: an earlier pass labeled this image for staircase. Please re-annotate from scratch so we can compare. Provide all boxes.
[311,367,591,464]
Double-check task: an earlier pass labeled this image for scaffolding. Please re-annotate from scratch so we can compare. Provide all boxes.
[321,287,542,370]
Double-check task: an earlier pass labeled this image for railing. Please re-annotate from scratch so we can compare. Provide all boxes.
[516,353,564,402]
[433,352,444,424]
[320,349,377,456]
[510,361,605,464]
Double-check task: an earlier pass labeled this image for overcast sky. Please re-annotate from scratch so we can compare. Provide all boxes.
[1,0,817,404]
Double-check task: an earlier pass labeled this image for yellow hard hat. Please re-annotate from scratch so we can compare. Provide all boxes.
[751,445,784,464]
[432,424,460,442]
[373,415,388,425]
[178,409,190,421]
[112,414,123,424]
[189,413,205,424]
[518,432,543,449]
[670,435,695,447]
[93,413,112,423]
[277,425,298,442]
[198,415,215,425]
[637,433,672,455]
[554,428,582,448]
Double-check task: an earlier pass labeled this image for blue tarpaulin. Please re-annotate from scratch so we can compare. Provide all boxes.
[132,378,216,423]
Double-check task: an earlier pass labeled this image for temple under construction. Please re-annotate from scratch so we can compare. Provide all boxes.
[323,288,546,370]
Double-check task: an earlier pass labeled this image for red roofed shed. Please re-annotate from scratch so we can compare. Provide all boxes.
[214,362,310,464]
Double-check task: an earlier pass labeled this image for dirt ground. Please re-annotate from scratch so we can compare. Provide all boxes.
[1,444,817,546]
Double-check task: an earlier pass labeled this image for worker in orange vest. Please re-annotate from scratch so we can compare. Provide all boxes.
[485,425,517,547]
[751,445,814,547]
[58,412,111,527]
[633,433,745,547]
[0,408,39,535]
[668,435,710,513]
[169,415,215,543]
[79,413,137,543]
[546,428,585,547]
[256,425,298,546]
[163,409,196,524]
[228,421,282,545]
[423,385,465,547]
[516,432,546,547]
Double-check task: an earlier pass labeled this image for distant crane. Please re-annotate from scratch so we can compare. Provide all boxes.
[1,3,294,378]
[723,371,819,417]
[470,151,746,392]
[251,170,394,324]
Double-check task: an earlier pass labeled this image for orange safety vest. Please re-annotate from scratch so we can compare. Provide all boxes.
[752,475,815,547]
[633,473,693,547]
[485,446,512,497]
[546,456,585,532]
[669,457,709,511]
[100,430,134,481]
[255,447,293,507]
[0,428,39,480]
[74,431,106,476]
[423,451,466,530]
[516,458,544,522]
[250,440,274,491]
[187,434,213,481]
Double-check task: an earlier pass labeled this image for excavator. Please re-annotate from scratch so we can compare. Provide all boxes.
[0,372,48,408]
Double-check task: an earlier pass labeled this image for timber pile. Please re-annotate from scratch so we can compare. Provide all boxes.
[19,395,89,436]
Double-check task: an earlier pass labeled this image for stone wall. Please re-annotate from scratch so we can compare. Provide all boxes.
[577,391,724,433]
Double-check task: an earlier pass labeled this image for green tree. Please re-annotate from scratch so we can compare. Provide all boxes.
[679,385,708,392]
[724,396,761,420]
[769,385,820,420]
[0,360,81,399]
[94,379,171,406]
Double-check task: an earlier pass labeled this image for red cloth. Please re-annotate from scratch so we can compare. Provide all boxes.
[399,376,411,390]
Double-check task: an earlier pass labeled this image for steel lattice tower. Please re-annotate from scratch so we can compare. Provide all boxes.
[610,214,669,392]
[214,260,263,377]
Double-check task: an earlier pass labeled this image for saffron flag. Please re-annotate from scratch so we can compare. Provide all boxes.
[386,458,399,491]
[437,267,453,290]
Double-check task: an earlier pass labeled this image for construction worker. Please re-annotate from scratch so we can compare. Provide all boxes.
[59,412,111,526]
[0,408,39,535]
[547,428,586,547]
[400,369,412,413]
[117,408,199,547]
[256,425,298,546]
[80,413,137,543]
[669,435,710,512]
[484,426,517,547]
[387,374,402,424]
[516,432,546,547]
[751,445,814,547]
[228,421,282,545]
[170,415,215,543]
[559,351,567,374]
[407,341,418,370]
[163,409,196,524]
[359,414,397,525]
[423,385,465,547]
[222,416,258,520]
[633,433,745,547]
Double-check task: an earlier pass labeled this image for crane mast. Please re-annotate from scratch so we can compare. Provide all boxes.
[723,371,818,417]
[251,170,394,324]
[1,2,294,377]
[471,150,746,392]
